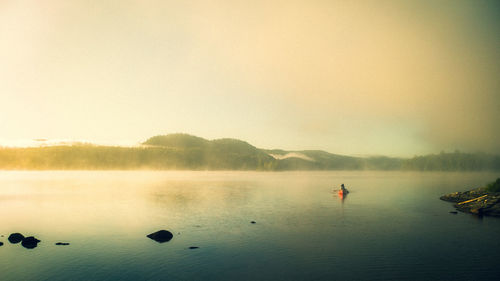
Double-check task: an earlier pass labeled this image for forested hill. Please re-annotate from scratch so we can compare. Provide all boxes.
[0,134,499,171]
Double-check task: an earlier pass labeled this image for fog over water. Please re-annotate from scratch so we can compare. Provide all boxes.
[1,171,500,281]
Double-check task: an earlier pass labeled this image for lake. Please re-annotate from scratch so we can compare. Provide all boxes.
[1,171,499,281]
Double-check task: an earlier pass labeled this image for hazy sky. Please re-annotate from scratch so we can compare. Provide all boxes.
[1,0,499,156]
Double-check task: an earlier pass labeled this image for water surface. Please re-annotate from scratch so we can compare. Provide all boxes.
[1,171,499,281]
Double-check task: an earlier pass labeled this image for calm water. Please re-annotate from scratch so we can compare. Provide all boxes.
[1,171,500,281]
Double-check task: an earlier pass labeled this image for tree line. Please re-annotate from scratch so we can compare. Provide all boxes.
[0,134,498,171]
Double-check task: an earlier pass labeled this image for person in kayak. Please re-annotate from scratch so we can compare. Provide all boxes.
[340,184,346,192]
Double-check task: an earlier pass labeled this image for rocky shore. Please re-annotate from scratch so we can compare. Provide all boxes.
[440,187,500,217]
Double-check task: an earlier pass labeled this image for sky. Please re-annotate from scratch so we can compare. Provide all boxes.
[1,0,499,157]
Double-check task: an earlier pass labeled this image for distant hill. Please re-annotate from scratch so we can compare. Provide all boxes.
[144,134,210,149]
[142,134,275,170]
[0,133,499,171]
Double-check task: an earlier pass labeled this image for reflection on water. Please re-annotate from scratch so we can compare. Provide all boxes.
[0,171,500,281]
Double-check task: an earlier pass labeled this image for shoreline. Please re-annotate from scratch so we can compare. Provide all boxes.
[441,188,500,217]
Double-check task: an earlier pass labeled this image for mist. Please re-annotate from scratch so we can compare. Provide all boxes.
[1,0,499,156]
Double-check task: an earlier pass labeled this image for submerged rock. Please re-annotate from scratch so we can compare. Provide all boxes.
[147,230,173,243]
[189,246,199,249]
[21,236,40,249]
[0,241,3,246]
[250,221,256,224]
[8,233,24,244]
[55,242,70,246]
[449,211,458,214]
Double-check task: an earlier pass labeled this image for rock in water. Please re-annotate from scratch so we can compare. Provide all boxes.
[147,230,173,243]
[449,211,458,214]
[0,241,4,246]
[441,187,500,217]
[21,236,41,249]
[470,208,483,215]
[55,242,70,246]
[8,233,24,244]
[251,221,256,224]
[189,246,199,249]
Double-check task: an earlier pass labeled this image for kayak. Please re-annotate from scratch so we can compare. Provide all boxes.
[338,189,349,197]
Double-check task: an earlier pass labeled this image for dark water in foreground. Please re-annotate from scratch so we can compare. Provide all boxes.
[1,171,499,281]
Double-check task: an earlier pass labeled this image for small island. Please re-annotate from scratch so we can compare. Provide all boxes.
[440,178,500,217]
